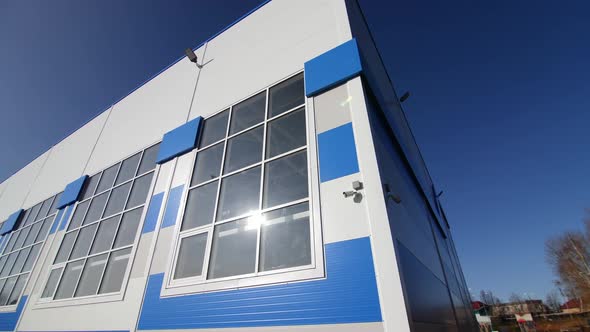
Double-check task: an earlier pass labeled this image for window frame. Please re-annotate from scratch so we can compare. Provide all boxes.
[162,71,325,296]
[0,193,62,312]
[35,142,160,308]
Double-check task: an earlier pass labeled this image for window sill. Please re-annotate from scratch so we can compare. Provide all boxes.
[0,304,18,312]
[32,291,123,310]
[161,265,324,298]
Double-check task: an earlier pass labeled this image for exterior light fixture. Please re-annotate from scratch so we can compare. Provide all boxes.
[185,48,204,69]
[399,91,410,103]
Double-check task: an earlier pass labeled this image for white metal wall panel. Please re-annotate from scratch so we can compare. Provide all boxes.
[189,0,352,120]
[24,110,111,207]
[85,48,205,176]
[0,151,49,221]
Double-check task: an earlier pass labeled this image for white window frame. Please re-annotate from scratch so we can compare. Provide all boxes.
[0,193,61,312]
[161,71,324,297]
[34,142,160,309]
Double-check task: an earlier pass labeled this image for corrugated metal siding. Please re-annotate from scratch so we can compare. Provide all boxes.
[0,295,26,332]
[137,236,382,330]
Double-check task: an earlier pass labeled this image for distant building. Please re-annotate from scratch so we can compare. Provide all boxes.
[561,299,582,313]
[492,300,547,316]
[473,301,492,316]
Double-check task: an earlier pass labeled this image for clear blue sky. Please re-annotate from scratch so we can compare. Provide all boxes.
[1,0,589,302]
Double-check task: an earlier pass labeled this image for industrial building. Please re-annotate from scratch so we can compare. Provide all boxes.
[0,0,476,331]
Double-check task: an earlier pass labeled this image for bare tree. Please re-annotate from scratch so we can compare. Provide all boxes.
[545,290,561,313]
[546,227,590,310]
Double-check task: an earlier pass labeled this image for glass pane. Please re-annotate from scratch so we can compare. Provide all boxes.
[54,231,78,264]
[223,126,263,174]
[96,164,119,194]
[22,243,41,272]
[35,216,54,242]
[81,174,101,200]
[191,143,223,186]
[49,192,62,214]
[263,151,308,208]
[181,182,217,231]
[90,215,120,254]
[137,143,160,175]
[174,233,208,279]
[19,210,31,229]
[0,254,16,278]
[3,233,18,254]
[41,268,63,298]
[83,192,109,225]
[0,256,6,274]
[98,248,131,294]
[75,253,108,297]
[199,109,229,148]
[229,91,266,135]
[10,247,31,275]
[269,73,304,117]
[54,260,84,300]
[266,107,306,158]
[12,227,30,251]
[217,166,261,221]
[7,273,28,305]
[0,277,17,305]
[39,197,54,219]
[69,200,90,230]
[112,208,143,249]
[103,182,132,217]
[115,153,141,185]
[23,221,42,246]
[0,279,5,302]
[126,172,154,209]
[208,218,257,279]
[259,203,311,272]
[69,224,98,260]
[24,203,42,226]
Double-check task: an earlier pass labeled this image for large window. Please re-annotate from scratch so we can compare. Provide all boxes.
[170,73,314,286]
[0,192,62,307]
[41,143,159,301]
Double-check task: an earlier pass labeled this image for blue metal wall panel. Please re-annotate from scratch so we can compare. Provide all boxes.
[0,209,23,235]
[318,122,360,182]
[156,118,203,164]
[0,295,26,332]
[57,205,74,231]
[160,185,184,229]
[304,39,362,97]
[18,330,129,332]
[56,175,88,209]
[48,208,65,235]
[137,237,381,330]
[142,192,165,234]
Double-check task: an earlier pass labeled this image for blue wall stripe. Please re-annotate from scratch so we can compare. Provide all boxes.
[57,205,74,231]
[18,330,129,332]
[137,237,381,330]
[160,185,184,229]
[49,208,65,235]
[304,39,362,97]
[318,122,360,182]
[0,295,27,331]
[142,193,165,234]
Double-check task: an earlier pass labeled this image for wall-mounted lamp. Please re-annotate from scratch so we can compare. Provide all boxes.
[383,183,402,204]
[399,91,410,103]
[185,48,204,69]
